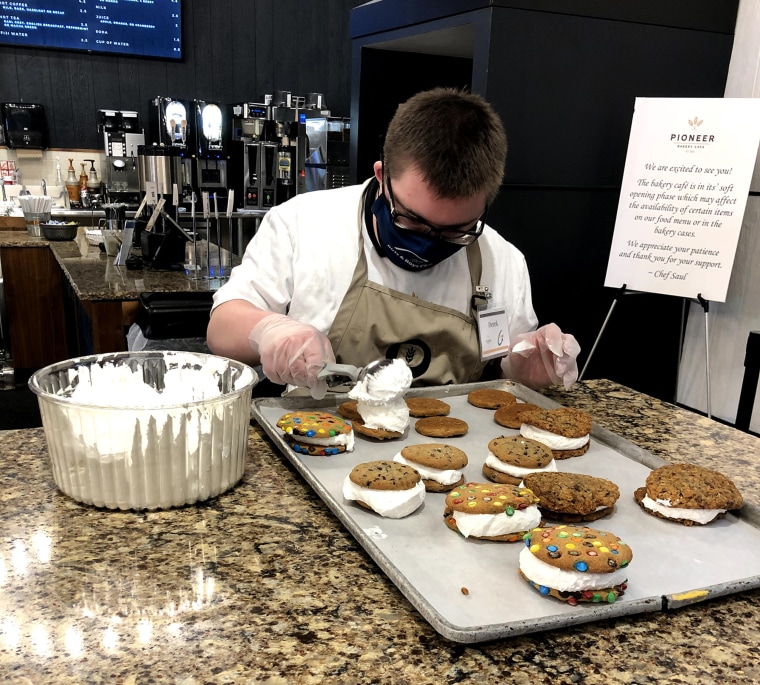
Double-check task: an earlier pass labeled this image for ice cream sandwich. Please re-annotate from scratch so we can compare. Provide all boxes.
[519,525,632,605]
[276,410,354,455]
[633,463,743,526]
[342,460,425,518]
[519,407,592,459]
[482,435,556,485]
[523,471,620,522]
[443,482,541,541]
[394,443,468,492]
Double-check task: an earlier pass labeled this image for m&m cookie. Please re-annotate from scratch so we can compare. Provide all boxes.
[519,525,632,605]
[443,482,541,541]
[276,411,354,455]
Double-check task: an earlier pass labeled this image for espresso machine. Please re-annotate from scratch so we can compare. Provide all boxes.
[148,97,194,203]
[229,91,308,210]
[193,99,229,202]
[98,109,145,207]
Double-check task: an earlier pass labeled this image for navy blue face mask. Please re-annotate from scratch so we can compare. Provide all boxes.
[371,194,464,271]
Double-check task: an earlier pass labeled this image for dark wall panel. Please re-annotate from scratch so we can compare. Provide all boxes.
[0,0,364,150]
[485,9,736,187]
[356,48,473,181]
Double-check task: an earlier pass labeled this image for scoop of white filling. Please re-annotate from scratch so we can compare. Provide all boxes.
[642,495,725,524]
[348,359,412,433]
[484,453,557,478]
[393,453,462,486]
[451,506,541,538]
[342,476,425,518]
[520,424,589,450]
[519,546,629,592]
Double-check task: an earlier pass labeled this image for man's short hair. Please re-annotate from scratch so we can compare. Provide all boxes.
[383,88,507,204]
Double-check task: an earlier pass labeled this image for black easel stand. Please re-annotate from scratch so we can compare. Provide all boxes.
[695,293,711,419]
[579,284,713,417]
[578,284,645,381]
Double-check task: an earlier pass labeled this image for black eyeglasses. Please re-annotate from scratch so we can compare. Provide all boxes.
[384,174,487,246]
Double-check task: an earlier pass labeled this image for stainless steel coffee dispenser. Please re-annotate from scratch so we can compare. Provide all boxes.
[149,97,194,201]
[98,109,145,206]
[303,116,351,192]
[193,99,229,196]
[137,144,185,197]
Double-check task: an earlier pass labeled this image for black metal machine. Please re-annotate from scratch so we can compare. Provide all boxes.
[98,109,145,207]
[229,91,311,210]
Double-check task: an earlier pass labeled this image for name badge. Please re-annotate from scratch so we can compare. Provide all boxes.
[477,307,510,360]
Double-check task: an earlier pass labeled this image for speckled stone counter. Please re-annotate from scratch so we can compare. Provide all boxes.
[2,379,760,684]
[0,229,234,358]
[0,229,232,301]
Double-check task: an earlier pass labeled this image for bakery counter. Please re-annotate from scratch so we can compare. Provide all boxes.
[2,379,760,684]
[50,208,268,253]
[0,229,234,368]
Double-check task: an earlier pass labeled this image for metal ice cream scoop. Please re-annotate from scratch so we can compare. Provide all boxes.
[316,358,394,388]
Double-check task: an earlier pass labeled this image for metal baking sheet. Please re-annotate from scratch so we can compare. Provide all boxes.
[252,381,760,643]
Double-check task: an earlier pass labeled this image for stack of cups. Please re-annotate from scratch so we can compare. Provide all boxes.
[18,195,53,237]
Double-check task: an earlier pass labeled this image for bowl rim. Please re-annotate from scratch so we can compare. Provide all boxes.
[28,350,259,409]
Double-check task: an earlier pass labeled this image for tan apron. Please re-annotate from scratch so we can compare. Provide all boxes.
[327,201,488,386]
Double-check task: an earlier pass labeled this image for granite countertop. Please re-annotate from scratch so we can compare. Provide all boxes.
[2,379,760,684]
[0,229,234,302]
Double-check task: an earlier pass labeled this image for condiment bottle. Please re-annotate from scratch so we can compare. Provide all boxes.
[78,163,89,191]
[65,158,80,204]
[85,159,100,192]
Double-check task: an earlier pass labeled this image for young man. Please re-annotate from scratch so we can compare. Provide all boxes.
[207,88,579,397]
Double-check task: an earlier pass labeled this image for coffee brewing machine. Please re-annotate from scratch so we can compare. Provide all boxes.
[193,99,229,200]
[148,96,194,203]
[229,91,309,210]
[98,109,145,207]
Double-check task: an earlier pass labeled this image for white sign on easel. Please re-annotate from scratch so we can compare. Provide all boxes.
[605,97,760,302]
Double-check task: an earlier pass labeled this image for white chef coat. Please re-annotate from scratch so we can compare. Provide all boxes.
[211,180,538,343]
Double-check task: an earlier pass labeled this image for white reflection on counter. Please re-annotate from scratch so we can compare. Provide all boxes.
[64,625,84,657]
[30,530,52,564]
[10,539,28,575]
[30,623,50,657]
[102,626,119,649]
[1,616,21,650]
[137,618,153,644]
[0,531,221,659]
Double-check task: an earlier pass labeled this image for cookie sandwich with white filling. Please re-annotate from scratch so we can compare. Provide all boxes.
[443,482,541,542]
[276,410,355,455]
[633,463,743,526]
[519,407,592,459]
[342,460,425,518]
[519,525,632,605]
[394,443,469,492]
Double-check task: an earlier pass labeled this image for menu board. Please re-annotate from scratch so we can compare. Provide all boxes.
[0,0,182,59]
[605,98,760,302]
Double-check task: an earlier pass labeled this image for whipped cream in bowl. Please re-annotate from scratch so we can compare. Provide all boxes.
[29,351,258,511]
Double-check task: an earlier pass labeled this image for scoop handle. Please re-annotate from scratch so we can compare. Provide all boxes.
[316,363,361,386]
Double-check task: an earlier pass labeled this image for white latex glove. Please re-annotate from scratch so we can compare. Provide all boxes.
[503,323,580,390]
[248,313,336,399]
